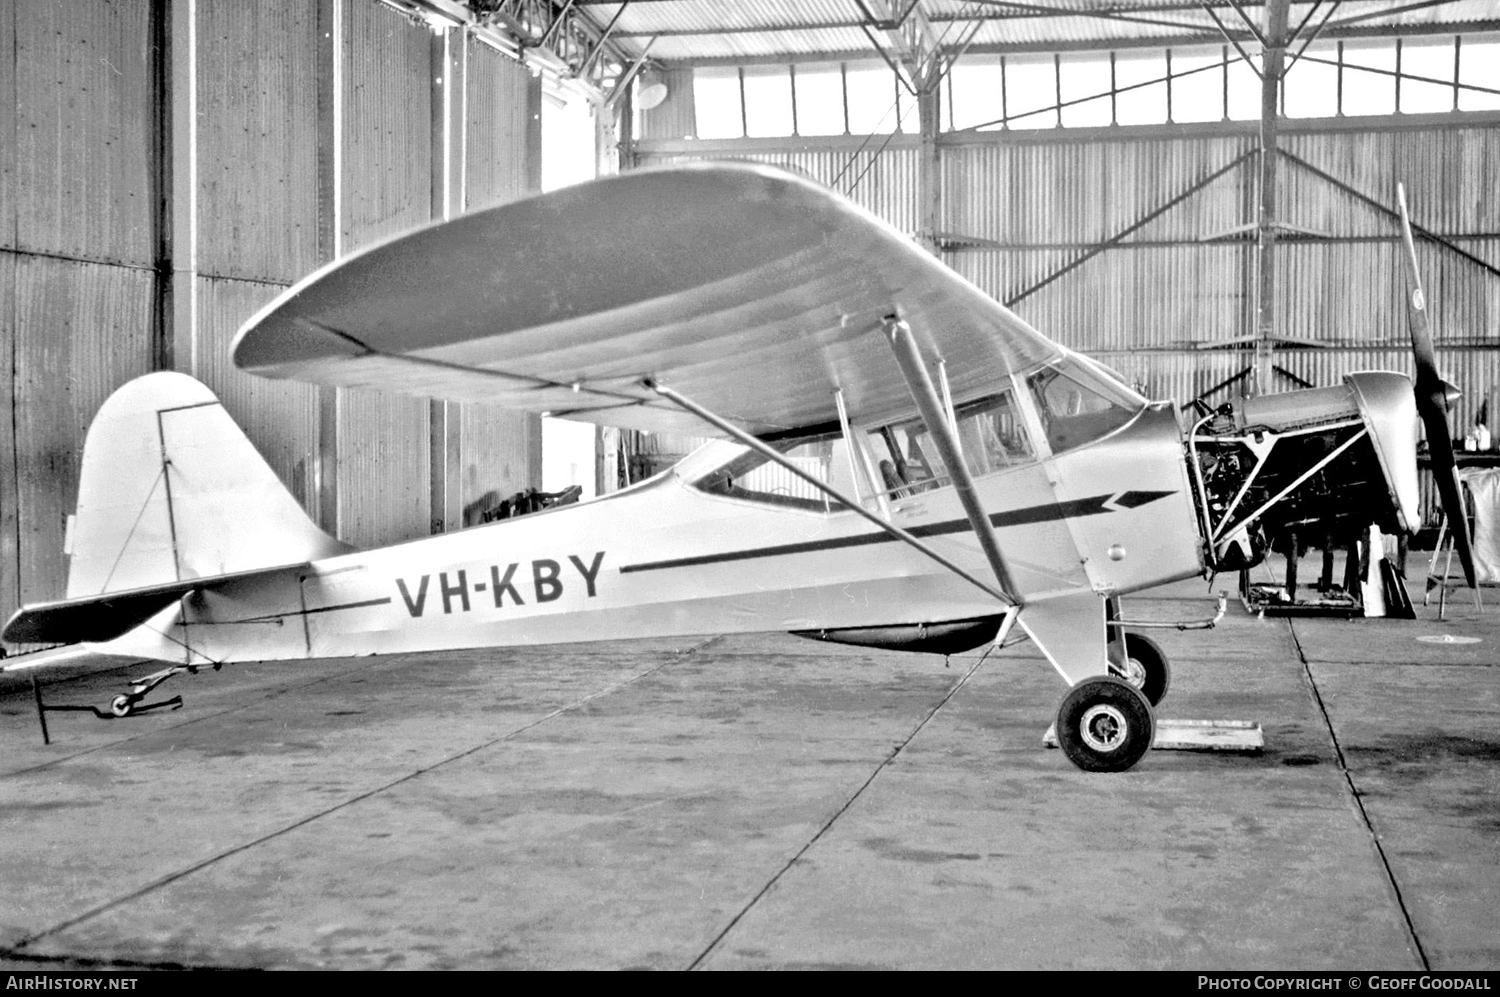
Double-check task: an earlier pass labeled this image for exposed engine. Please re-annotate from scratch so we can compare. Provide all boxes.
[1187,374,1420,574]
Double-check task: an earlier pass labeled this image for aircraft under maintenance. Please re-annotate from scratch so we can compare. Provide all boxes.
[2,164,1475,773]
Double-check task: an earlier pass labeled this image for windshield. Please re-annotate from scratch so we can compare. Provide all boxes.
[1025,354,1145,453]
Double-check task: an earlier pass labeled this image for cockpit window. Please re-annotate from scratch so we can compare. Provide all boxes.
[691,433,844,513]
[872,390,1034,494]
[690,384,1050,511]
[1025,355,1144,453]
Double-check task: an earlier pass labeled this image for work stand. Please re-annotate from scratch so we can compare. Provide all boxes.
[1238,530,1412,619]
[1425,505,1484,620]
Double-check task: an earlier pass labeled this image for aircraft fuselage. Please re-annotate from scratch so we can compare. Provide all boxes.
[102,401,1203,669]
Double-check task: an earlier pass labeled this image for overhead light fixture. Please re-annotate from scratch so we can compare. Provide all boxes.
[636,68,668,111]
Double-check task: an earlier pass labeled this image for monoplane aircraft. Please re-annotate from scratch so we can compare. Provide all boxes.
[2,165,1473,772]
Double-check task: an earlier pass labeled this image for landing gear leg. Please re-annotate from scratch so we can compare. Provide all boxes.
[1105,597,1171,706]
[27,661,199,742]
[108,663,208,717]
[1109,632,1171,707]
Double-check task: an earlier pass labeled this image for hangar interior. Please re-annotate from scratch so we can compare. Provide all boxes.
[1,0,1497,644]
[2,0,1500,973]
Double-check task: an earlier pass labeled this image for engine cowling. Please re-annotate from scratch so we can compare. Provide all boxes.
[1187,372,1419,572]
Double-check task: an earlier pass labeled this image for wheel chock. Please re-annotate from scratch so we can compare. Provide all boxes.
[1044,718,1263,753]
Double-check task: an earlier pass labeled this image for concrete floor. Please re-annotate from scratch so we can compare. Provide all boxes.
[0,571,1496,970]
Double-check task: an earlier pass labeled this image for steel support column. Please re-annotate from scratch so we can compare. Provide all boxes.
[918,84,941,255]
[1253,0,1290,396]
[168,0,196,376]
[429,27,465,534]
[523,71,545,489]
[315,0,346,535]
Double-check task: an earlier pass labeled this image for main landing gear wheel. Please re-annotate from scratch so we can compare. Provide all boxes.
[1111,632,1171,707]
[110,695,135,718]
[1054,676,1155,773]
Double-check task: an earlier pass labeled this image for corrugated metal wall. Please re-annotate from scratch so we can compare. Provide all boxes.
[13,0,156,265]
[461,36,541,511]
[195,0,322,512]
[197,1,321,284]
[0,253,15,625]
[636,67,696,142]
[642,143,923,239]
[467,36,531,210]
[338,0,434,549]
[945,135,1255,247]
[3,0,159,632]
[13,260,155,602]
[634,115,1499,526]
[1,0,544,646]
[636,122,1497,356]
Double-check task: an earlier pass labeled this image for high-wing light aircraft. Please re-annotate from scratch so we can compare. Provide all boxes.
[2,165,1473,772]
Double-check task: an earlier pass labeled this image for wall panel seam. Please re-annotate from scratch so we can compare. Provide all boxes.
[0,247,159,273]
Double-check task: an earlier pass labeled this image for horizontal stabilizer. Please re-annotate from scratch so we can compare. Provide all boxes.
[3,564,305,645]
[0,647,167,686]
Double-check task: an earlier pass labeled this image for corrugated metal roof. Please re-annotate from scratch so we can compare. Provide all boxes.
[582,1,1500,64]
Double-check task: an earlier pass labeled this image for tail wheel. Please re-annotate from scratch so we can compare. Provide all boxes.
[1055,676,1155,773]
[1112,632,1170,707]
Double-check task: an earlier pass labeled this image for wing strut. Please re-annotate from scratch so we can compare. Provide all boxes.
[883,316,1023,606]
[645,380,1013,607]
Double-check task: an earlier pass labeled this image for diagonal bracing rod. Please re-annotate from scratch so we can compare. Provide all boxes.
[646,379,1014,607]
[883,317,1022,605]
[1005,149,1255,306]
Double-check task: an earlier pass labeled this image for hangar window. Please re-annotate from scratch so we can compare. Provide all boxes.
[743,66,795,137]
[794,63,847,135]
[1342,40,1398,116]
[1226,52,1262,120]
[691,33,1500,144]
[1171,47,1228,123]
[1003,55,1059,129]
[1399,39,1456,113]
[945,57,1004,130]
[694,66,744,138]
[846,62,909,134]
[1113,50,1168,125]
[1458,35,1500,111]
[1283,42,1340,119]
[1058,54,1112,127]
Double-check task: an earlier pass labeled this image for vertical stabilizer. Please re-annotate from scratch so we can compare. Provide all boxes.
[66,372,347,598]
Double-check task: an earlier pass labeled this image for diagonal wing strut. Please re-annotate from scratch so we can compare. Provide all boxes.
[646,380,1014,608]
[882,316,1022,606]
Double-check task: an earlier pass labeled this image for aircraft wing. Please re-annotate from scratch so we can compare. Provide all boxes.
[232,162,1061,436]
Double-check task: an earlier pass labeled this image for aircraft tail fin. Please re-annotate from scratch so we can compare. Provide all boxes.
[64,371,348,600]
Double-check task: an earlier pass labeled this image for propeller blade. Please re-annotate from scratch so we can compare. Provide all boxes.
[1396,184,1476,590]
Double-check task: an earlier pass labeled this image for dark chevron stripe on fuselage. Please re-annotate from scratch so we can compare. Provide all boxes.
[617,491,1174,574]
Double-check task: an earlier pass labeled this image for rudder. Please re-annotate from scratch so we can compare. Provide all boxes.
[66,372,347,598]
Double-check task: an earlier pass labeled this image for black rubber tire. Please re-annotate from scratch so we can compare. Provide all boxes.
[1054,675,1155,773]
[1114,631,1170,707]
